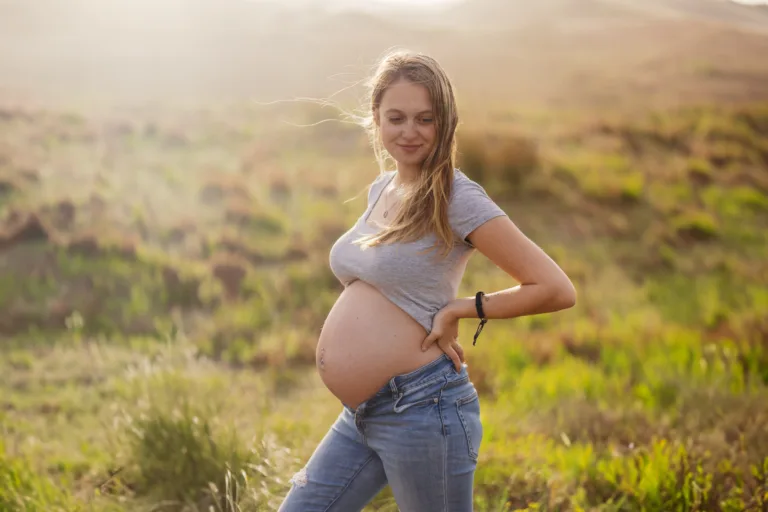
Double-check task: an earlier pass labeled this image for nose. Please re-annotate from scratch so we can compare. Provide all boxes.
[400,120,419,140]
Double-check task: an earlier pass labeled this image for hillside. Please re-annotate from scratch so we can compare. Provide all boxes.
[1,0,768,108]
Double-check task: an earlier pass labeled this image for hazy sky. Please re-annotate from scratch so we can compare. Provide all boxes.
[1,0,766,107]
[267,0,768,6]
[247,0,464,8]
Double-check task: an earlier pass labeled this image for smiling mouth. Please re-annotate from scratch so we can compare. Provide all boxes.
[398,144,422,149]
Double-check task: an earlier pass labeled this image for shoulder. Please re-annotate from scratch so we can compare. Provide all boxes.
[367,170,396,201]
[376,170,397,188]
[449,168,492,203]
[448,168,508,244]
[452,168,470,185]
[381,170,398,184]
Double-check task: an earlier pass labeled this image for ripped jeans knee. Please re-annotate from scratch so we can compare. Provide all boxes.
[289,466,308,488]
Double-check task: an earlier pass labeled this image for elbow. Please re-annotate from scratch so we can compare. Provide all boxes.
[548,280,577,311]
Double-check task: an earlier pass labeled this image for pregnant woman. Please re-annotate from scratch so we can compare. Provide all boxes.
[278,50,576,512]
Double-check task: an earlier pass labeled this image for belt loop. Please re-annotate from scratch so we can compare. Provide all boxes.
[389,377,398,397]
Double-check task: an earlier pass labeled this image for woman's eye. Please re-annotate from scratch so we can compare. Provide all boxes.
[421,118,434,123]
[389,117,403,123]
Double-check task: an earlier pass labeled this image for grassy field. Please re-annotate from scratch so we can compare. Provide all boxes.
[1,96,766,511]
[1,2,768,509]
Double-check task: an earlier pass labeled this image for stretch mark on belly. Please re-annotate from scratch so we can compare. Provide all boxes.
[318,348,326,371]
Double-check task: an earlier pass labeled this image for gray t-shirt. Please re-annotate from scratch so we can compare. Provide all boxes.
[329,169,508,333]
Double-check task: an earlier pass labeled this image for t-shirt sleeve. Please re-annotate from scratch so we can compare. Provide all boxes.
[449,174,508,247]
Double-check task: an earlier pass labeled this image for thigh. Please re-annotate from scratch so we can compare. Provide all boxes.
[367,374,483,512]
[278,409,388,512]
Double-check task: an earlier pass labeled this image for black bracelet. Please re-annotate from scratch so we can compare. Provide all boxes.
[473,291,487,346]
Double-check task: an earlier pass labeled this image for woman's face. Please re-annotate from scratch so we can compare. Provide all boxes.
[376,79,436,171]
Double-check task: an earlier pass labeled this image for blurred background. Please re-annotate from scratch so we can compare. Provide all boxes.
[0,0,767,510]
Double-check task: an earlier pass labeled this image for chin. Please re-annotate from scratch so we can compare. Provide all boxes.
[393,152,428,168]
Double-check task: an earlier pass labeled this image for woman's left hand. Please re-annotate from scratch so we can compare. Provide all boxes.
[422,305,464,372]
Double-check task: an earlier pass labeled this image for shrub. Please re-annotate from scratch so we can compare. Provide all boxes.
[457,130,540,194]
[122,399,254,509]
[0,441,76,511]
[672,210,719,242]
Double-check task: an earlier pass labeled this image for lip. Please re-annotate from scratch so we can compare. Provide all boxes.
[398,144,422,151]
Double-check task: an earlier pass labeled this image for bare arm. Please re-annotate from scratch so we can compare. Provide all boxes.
[446,215,576,321]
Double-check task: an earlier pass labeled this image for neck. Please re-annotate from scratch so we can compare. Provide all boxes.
[394,163,420,187]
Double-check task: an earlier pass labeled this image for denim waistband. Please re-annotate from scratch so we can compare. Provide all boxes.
[375,353,460,398]
[343,354,465,413]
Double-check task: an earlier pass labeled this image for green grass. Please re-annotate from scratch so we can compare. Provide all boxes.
[0,100,766,510]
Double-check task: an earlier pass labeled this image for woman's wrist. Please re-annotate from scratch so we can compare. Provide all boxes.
[444,297,477,320]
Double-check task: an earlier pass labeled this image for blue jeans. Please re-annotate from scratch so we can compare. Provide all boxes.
[278,354,483,512]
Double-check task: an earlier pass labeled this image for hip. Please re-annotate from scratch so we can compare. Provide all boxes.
[336,354,484,463]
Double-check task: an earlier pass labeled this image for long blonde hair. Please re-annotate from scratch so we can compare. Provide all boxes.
[355,49,460,259]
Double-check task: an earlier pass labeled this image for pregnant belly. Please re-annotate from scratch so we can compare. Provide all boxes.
[317,280,444,409]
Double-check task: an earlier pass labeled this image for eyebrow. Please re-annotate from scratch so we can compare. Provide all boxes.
[384,109,433,115]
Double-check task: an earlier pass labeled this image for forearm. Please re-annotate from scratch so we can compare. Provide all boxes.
[446,283,576,321]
